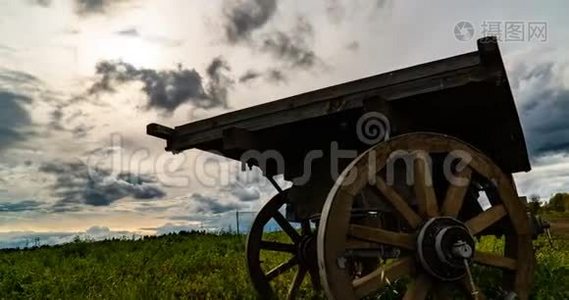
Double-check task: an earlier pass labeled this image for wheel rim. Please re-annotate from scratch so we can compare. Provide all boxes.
[246,192,320,299]
[317,132,534,300]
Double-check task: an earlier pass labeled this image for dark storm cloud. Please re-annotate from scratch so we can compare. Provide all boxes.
[511,57,569,157]
[205,56,233,108]
[222,0,277,43]
[40,161,165,211]
[0,200,43,212]
[73,0,131,16]
[258,17,318,69]
[89,59,231,112]
[0,92,33,149]
[190,193,244,214]
[220,1,320,71]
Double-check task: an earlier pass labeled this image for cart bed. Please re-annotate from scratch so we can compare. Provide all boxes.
[148,37,530,175]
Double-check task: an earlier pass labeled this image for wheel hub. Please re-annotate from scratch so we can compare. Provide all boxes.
[417,217,475,281]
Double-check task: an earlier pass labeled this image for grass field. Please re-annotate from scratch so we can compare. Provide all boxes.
[0,223,568,299]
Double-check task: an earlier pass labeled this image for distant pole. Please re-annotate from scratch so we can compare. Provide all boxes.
[236,210,240,235]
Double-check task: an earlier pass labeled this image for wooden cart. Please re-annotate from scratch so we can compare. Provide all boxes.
[148,37,535,299]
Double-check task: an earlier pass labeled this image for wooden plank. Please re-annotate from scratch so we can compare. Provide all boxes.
[375,176,423,228]
[348,224,415,250]
[222,127,256,150]
[465,204,507,235]
[175,52,481,135]
[170,66,486,150]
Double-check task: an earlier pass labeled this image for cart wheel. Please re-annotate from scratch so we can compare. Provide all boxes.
[247,192,320,299]
[317,132,535,300]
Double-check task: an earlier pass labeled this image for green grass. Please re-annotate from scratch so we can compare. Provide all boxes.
[0,228,568,299]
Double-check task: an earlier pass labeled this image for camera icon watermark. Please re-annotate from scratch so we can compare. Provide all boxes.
[453,20,547,42]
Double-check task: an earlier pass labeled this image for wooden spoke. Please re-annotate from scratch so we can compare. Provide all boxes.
[403,274,432,300]
[260,241,296,253]
[375,176,423,228]
[473,251,516,270]
[348,224,415,250]
[266,257,298,281]
[273,212,301,243]
[353,256,415,298]
[286,267,307,300]
[441,167,472,217]
[465,204,507,235]
[413,152,439,218]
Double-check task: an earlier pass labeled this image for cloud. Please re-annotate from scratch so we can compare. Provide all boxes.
[253,17,319,70]
[0,226,139,249]
[238,68,286,84]
[0,200,43,212]
[190,193,244,214]
[239,70,261,83]
[222,0,277,44]
[219,2,320,74]
[88,59,231,112]
[508,49,569,157]
[85,225,111,236]
[324,0,393,24]
[346,41,359,51]
[227,183,260,202]
[115,28,139,37]
[325,0,345,24]
[39,161,165,211]
[205,56,234,108]
[0,68,41,92]
[113,28,183,47]
[150,223,201,235]
[260,17,318,69]
[73,0,131,16]
[28,0,51,7]
[0,92,33,150]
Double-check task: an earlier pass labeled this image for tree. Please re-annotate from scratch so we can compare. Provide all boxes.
[528,194,541,214]
[547,193,569,212]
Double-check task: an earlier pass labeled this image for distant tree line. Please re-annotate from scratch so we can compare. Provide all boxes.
[529,192,569,213]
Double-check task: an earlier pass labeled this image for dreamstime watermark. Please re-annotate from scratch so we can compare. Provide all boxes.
[453,20,547,42]
[83,112,473,191]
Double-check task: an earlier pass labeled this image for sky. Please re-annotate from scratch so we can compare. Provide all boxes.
[0,0,568,248]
